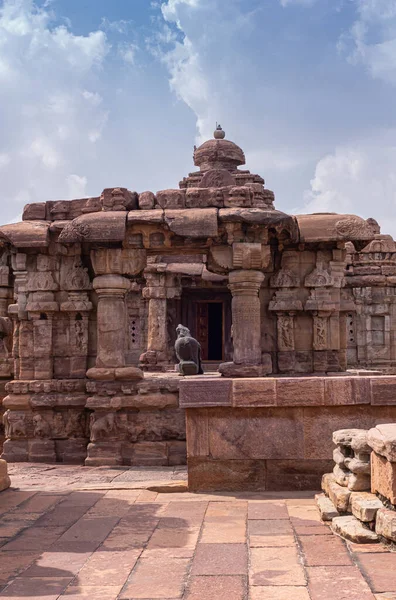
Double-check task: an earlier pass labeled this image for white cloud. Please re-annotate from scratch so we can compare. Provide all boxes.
[340,0,396,85]
[301,132,396,236]
[118,41,139,64]
[66,174,87,198]
[0,154,10,168]
[0,0,110,222]
[161,0,200,22]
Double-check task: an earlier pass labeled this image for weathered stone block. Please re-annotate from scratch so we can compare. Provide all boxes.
[276,377,325,406]
[179,378,232,407]
[322,473,351,512]
[368,423,396,461]
[186,409,209,458]
[375,507,396,541]
[332,515,379,543]
[350,492,383,522]
[188,457,266,492]
[232,378,276,407]
[85,441,123,466]
[315,492,339,521]
[266,459,331,491]
[371,378,396,405]
[28,439,56,463]
[2,439,28,462]
[207,407,304,460]
[131,442,168,466]
[371,451,396,504]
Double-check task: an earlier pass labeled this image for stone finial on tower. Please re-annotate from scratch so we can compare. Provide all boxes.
[214,123,225,139]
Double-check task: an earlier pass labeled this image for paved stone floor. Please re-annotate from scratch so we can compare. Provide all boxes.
[0,464,395,599]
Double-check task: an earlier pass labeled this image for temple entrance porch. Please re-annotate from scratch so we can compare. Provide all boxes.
[180,289,233,366]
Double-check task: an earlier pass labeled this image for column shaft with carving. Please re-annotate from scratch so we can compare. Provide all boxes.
[220,269,268,377]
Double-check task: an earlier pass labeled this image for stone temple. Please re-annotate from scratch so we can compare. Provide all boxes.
[1,125,396,490]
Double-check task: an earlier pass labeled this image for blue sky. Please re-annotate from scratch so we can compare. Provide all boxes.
[1,0,396,234]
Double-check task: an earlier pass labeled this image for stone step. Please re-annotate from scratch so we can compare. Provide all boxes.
[332,515,379,543]
[315,493,339,521]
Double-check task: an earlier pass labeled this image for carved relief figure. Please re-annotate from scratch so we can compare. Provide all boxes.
[90,413,116,442]
[65,412,85,438]
[52,412,65,437]
[33,414,51,438]
[277,315,295,351]
[313,316,327,350]
[4,410,26,438]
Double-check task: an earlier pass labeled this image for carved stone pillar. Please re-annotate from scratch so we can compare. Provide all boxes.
[230,270,264,364]
[220,269,269,377]
[93,275,130,368]
[139,268,181,371]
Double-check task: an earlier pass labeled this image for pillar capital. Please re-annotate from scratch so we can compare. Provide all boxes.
[93,274,130,296]
[228,269,265,296]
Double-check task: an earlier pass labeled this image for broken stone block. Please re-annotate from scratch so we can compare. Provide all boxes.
[375,507,396,542]
[332,515,379,543]
[350,492,383,522]
[333,464,350,487]
[332,428,371,492]
[368,424,396,462]
[322,473,351,512]
[315,493,339,521]
[348,473,371,492]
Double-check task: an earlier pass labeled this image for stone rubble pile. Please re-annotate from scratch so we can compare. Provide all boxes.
[317,425,396,545]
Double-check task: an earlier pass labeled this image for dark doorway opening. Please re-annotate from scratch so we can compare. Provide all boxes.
[208,303,223,360]
[195,301,223,361]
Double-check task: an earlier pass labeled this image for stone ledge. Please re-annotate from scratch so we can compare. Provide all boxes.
[179,375,396,408]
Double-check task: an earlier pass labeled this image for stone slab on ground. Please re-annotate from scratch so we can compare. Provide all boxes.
[332,515,379,543]
[0,463,392,599]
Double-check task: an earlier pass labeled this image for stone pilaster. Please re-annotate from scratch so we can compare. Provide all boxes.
[220,269,270,377]
[93,275,130,368]
[139,267,181,371]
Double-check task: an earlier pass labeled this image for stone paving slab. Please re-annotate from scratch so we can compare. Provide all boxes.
[0,463,394,599]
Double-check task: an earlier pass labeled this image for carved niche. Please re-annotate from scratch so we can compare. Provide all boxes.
[60,257,91,291]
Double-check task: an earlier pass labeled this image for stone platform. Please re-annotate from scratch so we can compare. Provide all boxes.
[180,374,396,491]
[0,463,393,599]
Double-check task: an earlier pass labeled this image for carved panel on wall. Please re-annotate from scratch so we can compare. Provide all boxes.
[313,316,328,351]
[277,314,295,351]
[305,266,334,288]
[270,268,300,288]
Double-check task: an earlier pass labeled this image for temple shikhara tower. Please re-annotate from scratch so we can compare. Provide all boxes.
[1,125,396,489]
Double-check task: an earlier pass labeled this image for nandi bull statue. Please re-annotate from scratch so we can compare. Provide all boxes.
[175,324,204,376]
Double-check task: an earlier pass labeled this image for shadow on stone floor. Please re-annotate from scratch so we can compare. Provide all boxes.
[0,486,191,598]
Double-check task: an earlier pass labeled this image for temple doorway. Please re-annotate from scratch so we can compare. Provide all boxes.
[196,301,223,361]
[181,290,233,364]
